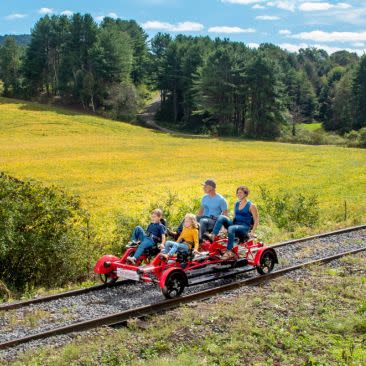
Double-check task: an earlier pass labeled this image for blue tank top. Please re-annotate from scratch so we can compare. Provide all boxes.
[233,200,253,226]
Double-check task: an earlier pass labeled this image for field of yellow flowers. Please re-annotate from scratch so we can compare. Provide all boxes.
[1,97,365,241]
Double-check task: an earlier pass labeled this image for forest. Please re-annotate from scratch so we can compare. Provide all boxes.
[0,13,366,144]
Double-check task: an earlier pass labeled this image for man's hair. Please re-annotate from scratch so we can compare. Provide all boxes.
[151,208,163,217]
[236,186,250,196]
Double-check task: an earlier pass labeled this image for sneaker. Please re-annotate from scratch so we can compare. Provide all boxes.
[221,251,235,260]
[126,256,137,264]
[204,233,215,242]
[127,241,139,248]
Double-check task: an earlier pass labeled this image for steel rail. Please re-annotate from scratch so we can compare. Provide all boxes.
[1,245,365,351]
[1,223,365,312]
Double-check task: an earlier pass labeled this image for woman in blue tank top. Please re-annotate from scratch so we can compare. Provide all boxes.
[208,186,259,260]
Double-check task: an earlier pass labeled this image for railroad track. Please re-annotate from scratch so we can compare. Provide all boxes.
[1,224,365,312]
[0,228,365,351]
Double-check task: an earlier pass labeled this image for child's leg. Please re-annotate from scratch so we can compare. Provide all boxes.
[168,242,189,256]
[133,238,154,259]
[131,226,146,242]
[163,241,175,254]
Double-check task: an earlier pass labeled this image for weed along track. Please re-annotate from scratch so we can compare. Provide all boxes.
[1,224,365,312]
[0,225,365,358]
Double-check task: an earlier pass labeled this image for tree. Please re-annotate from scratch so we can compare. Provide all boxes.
[0,37,21,97]
[245,55,287,137]
[353,55,366,129]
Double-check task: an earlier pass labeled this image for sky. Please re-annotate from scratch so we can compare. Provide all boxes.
[1,0,366,55]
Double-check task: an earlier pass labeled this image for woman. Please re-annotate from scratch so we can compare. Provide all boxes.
[208,186,259,260]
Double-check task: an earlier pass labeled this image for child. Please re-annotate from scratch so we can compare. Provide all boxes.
[126,209,166,265]
[160,213,199,259]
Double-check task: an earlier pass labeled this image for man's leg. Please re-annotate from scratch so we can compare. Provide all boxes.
[198,218,210,240]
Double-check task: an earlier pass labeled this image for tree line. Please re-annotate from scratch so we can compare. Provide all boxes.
[0,13,366,140]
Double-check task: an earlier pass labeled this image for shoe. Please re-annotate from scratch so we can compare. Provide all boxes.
[160,253,169,260]
[221,251,235,260]
[126,256,137,264]
[204,233,216,242]
[127,241,139,248]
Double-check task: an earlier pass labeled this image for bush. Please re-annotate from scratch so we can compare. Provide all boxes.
[279,128,346,146]
[112,192,201,254]
[258,186,319,232]
[0,173,92,292]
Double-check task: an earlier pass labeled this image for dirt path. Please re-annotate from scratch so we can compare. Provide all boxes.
[137,95,207,138]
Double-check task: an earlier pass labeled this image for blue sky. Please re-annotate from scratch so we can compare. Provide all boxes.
[1,0,366,55]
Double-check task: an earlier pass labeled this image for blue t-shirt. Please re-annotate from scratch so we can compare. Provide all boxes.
[201,193,228,218]
[146,222,166,240]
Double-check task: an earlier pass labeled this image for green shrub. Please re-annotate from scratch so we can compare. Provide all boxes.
[258,186,319,232]
[112,192,201,254]
[0,173,92,292]
[359,127,366,147]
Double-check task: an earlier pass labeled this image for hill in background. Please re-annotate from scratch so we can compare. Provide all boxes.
[0,34,31,46]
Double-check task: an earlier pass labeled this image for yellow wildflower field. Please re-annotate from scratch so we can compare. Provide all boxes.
[1,97,365,240]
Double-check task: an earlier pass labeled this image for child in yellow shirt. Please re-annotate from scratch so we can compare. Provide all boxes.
[160,214,199,259]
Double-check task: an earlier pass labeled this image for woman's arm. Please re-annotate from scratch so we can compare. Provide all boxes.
[250,204,259,234]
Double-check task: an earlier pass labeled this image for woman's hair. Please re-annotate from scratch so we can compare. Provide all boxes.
[184,213,199,229]
[236,186,250,196]
[151,208,163,218]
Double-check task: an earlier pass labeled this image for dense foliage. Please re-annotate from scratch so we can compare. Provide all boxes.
[0,14,366,139]
[0,173,92,293]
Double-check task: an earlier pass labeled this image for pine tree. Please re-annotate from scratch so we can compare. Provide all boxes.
[0,37,21,97]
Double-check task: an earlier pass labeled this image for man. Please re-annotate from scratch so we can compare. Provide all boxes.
[197,179,228,240]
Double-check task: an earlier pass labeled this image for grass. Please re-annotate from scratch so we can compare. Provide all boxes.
[6,254,366,365]
[299,122,323,132]
[1,97,366,243]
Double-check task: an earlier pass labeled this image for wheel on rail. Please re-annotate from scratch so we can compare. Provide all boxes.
[256,250,276,275]
[162,270,187,299]
[99,273,118,285]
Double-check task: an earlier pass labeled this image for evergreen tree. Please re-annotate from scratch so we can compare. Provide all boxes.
[0,37,21,97]
[352,55,366,129]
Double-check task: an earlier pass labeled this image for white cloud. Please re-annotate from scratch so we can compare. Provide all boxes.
[253,4,266,9]
[279,42,365,55]
[95,13,119,22]
[290,30,366,43]
[221,0,264,4]
[142,20,204,32]
[39,7,54,14]
[5,13,27,20]
[256,15,280,20]
[299,2,352,12]
[61,10,73,16]
[279,29,291,35]
[208,26,256,33]
[267,1,296,12]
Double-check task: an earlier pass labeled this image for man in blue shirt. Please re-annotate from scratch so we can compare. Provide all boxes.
[197,179,228,240]
[170,179,228,241]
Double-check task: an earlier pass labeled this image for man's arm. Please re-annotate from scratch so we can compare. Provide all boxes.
[250,204,259,234]
[197,206,204,216]
[161,233,166,245]
[221,197,228,216]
